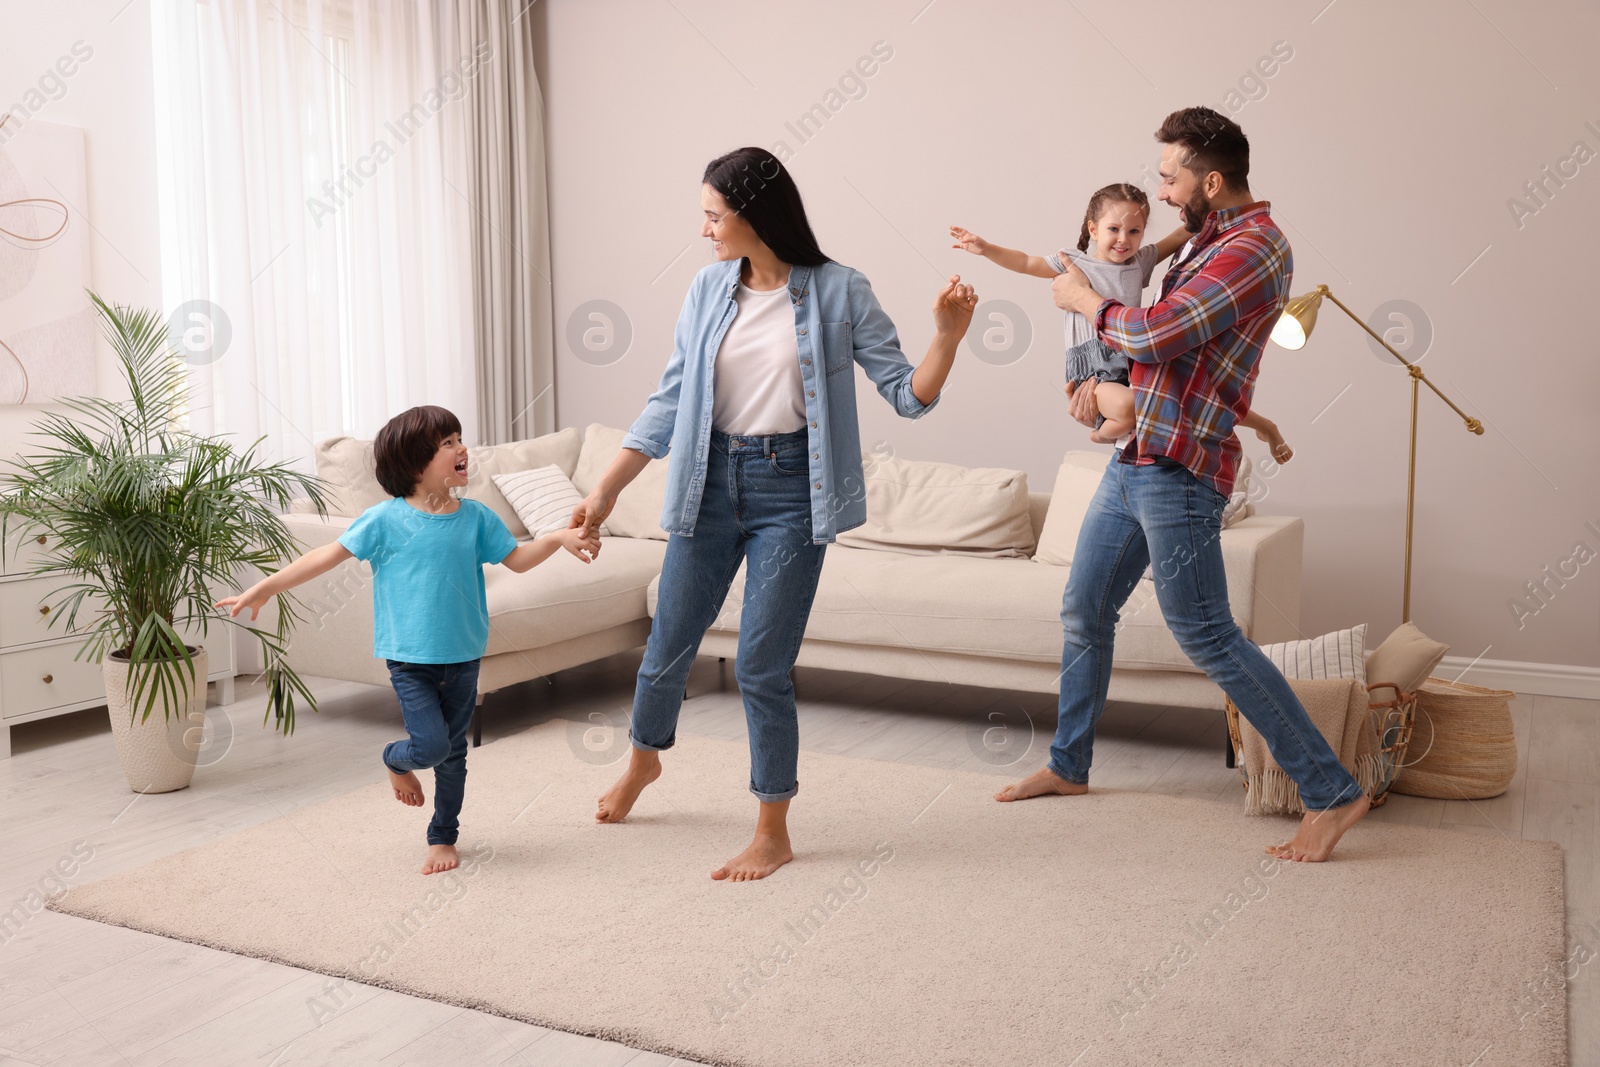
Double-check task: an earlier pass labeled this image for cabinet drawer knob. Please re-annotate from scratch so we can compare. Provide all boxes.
[42,673,53,684]
[38,605,49,616]
[34,535,46,545]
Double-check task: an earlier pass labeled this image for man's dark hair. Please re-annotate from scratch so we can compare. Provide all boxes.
[703,147,829,267]
[1156,107,1250,192]
[373,405,462,498]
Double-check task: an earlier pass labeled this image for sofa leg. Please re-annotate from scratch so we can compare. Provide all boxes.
[472,693,484,748]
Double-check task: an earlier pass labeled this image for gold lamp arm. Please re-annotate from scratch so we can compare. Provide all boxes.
[1315,287,1484,435]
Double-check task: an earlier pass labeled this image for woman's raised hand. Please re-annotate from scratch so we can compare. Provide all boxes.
[933,275,979,338]
[949,226,988,256]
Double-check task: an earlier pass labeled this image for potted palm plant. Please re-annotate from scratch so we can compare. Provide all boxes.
[0,293,329,792]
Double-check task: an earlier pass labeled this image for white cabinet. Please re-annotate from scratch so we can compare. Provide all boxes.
[0,532,237,759]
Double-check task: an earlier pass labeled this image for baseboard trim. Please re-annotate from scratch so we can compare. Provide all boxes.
[1438,654,1600,701]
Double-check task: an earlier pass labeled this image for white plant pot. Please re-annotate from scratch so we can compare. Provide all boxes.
[103,647,209,794]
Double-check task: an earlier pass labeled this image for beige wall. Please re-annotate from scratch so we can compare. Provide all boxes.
[534,0,1600,672]
[0,0,164,450]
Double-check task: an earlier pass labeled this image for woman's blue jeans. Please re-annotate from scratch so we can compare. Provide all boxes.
[1051,456,1363,812]
[629,428,826,802]
[383,658,480,845]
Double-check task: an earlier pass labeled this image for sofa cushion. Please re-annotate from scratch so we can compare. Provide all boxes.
[572,424,671,540]
[834,456,1035,559]
[483,536,666,655]
[314,437,391,518]
[1033,451,1110,567]
[492,465,606,539]
[646,545,1206,673]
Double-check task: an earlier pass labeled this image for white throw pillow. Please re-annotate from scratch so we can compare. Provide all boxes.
[1222,453,1254,526]
[492,466,606,539]
[1259,624,1368,687]
[1032,451,1110,567]
[835,455,1034,558]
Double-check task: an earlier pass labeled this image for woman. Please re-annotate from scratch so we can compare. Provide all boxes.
[572,147,977,881]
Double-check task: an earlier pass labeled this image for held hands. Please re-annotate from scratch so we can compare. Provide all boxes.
[933,275,979,338]
[948,225,988,256]
[560,523,602,563]
[570,492,614,537]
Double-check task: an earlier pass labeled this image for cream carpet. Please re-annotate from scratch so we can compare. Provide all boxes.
[50,720,1565,1067]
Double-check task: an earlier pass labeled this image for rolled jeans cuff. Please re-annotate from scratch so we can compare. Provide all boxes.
[630,732,674,753]
[751,781,798,803]
[1048,759,1089,787]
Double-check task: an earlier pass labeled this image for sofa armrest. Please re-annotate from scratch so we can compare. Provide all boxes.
[1218,514,1304,645]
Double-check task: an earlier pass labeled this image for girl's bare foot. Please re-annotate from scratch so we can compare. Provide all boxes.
[421,844,459,875]
[1265,793,1370,862]
[389,768,424,807]
[596,748,662,823]
[1252,419,1293,463]
[711,831,794,881]
[994,766,1088,802]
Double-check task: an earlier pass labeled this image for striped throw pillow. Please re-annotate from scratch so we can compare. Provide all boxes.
[1259,623,1368,686]
[490,465,606,539]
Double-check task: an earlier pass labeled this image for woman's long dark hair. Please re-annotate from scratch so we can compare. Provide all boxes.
[702,147,829,267]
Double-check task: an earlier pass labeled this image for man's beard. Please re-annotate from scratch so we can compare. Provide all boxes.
[1181,189,1212,232]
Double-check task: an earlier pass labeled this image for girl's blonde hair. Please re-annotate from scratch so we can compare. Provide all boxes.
[1077,183,1151,252]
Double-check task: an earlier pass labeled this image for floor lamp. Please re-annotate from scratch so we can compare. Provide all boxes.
[1270,285,1483,624]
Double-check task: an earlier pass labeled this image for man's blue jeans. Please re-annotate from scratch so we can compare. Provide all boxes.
[629,428,826,802]
[383,658,480,845]
[1051,456,1363,811]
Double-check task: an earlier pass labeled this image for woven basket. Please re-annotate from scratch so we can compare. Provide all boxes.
[1390,676,1517,800]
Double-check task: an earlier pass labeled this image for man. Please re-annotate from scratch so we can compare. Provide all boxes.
[995,106,1368,863]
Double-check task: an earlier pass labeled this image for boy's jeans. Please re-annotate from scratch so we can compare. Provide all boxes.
[1051,455,1363,812]
[629,429,826,802]
[383,658,480,845]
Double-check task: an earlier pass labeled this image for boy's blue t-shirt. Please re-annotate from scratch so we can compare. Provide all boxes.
[337,497,518,664]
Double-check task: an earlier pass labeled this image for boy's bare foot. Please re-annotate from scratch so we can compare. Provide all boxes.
[1265,793,1370,862]
[596,748,662,823]
[388,769,424,807]
[421,844,459,875]
[994,766,1089,802]
[711,831,794,881]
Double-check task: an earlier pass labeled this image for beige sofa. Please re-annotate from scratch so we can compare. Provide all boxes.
[280,425,1304,730]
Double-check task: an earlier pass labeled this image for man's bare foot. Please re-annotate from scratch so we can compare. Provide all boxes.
[1265,793,1370,862]
[595,748,662,823]
[994,766,1089,802]
[1252,419,1293,463]
[421,844,459,875]
[711,831,794,881]
[389,768,424,807]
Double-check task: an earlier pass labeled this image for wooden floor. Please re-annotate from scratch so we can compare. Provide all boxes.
[0,653,1592,1065]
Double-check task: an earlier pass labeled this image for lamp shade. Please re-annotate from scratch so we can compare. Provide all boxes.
[1271,290,1323,350]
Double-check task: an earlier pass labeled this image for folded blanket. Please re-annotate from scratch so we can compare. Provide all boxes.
[1237,677,1383,815]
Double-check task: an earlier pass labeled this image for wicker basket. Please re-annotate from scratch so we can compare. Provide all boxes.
[1224,682,1416,810]
[1389,676,1517,800]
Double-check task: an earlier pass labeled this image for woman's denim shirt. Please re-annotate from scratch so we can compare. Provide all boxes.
[622,258,938,544]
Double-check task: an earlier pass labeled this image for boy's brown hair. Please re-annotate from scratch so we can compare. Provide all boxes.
[373,405,462,498]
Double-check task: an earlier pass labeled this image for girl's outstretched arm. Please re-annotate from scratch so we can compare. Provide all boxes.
[950,225,1057,278]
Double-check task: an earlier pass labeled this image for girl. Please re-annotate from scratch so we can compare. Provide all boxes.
[571,146,978,882]
[218,406,600,875]
[951,183,1294,462]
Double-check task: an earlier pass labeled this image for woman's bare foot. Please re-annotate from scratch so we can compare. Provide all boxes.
[388,768,424,807]
[421,844,459,875]
[1252,418,1293,463]
[713,798,794,881]
[1265,793,1370,862]
[711,831,794,881]
[596,747,662,823]
[994,766,1089,802]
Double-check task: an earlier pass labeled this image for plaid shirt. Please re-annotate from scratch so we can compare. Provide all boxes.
[1093,201,1291,500]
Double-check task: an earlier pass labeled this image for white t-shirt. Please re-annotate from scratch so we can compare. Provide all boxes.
[712,282,806,435]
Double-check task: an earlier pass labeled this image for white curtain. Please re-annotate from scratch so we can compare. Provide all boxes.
[151,0,482,469]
